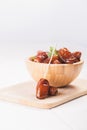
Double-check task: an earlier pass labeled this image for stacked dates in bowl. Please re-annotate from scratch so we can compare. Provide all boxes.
[31,47,81,64]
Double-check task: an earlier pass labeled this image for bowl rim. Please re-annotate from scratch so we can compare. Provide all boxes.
[26,57,84,66]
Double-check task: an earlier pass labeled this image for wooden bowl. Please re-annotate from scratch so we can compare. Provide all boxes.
[26,58,84,87]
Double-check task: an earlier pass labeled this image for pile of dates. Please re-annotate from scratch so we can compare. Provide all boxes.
[30,47,81,64]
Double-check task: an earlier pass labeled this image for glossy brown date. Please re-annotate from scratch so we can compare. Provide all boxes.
[36,78,58,99]
[44,57,50,63]
[72,52,81,61]
[58,48,81,64]
[36,78,50,99]
[34,51,48,63]
[51,56,61,64]
[49,86,58,96]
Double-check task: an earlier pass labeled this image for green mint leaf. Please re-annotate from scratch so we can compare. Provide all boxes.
[48,46,58,57]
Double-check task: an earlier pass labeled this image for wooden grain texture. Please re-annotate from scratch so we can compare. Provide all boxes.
[0,79,87,109]
[26,59,84,87]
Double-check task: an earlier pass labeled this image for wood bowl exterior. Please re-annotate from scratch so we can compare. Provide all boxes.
[26,59,84,87]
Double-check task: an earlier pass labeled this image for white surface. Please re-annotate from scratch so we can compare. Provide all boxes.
[0,101,72,130]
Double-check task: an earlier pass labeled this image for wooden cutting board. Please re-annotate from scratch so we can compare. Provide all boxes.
[0,79,87,109]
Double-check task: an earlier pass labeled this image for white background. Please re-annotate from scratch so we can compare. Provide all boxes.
[0,0,87,130]
[0,0,87,44]
[0,0,87,61]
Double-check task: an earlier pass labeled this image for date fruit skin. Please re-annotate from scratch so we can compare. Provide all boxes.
[51,56,61,64]
[72,52,81,61]
[34,51,48,63]
[49,86,58,96]
[44,57,50,63]
[58,48,81,64]
[36,78,50,99]
[36,78,58,99]
[58,48,72,63]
